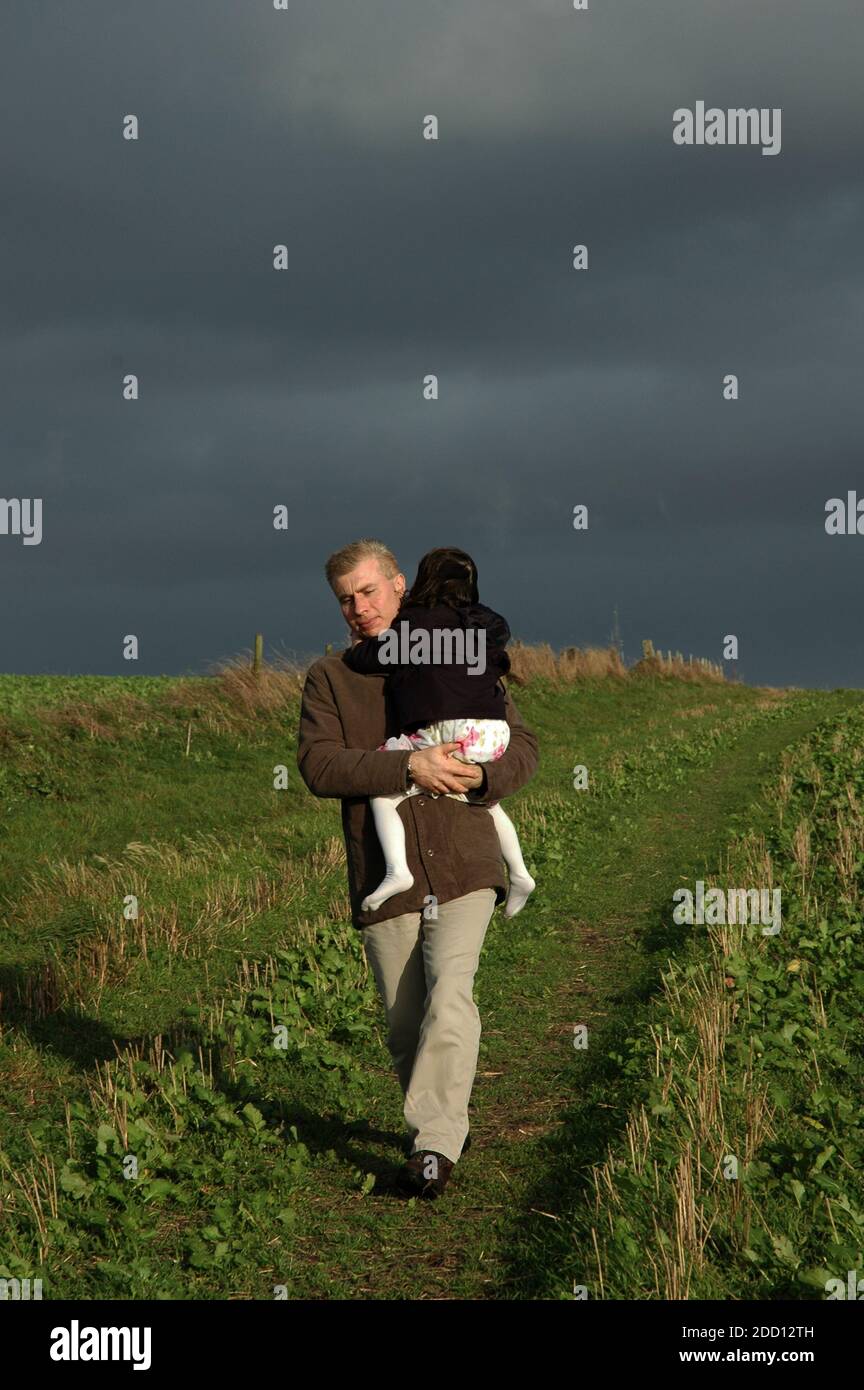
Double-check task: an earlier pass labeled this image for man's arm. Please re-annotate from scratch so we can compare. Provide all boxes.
[342,634,389,675]
[464,688,539,805]
[296,661,410,798]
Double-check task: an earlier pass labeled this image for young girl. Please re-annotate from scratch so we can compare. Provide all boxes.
[344,547,536,918]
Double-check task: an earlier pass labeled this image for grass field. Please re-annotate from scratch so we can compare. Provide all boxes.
[0,660,862,1300]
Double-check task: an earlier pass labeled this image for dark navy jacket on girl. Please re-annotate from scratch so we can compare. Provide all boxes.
[343,601,511,733]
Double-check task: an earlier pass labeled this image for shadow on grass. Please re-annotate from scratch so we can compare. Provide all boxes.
[0,958,416,1197]
[0,963,127,1067]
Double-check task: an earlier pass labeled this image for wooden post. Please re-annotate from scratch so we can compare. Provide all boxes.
[253,633,263,674]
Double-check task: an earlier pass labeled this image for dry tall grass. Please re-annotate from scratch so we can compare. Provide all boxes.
[3,831,348,1017]
[208,654,307,715]
[588,827,789,1298]
[491,638,728,686]
[224,638,724,694]
[18,637,732,742]
[168,638,729,728]
[505,642,628,685]
[210,639,726,705]
[629,640,726,684]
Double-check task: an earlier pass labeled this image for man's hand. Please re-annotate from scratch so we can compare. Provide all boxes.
[410,743,484,795]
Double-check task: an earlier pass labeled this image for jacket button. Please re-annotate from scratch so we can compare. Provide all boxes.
[418,800,425,807]
[427,849,434,856]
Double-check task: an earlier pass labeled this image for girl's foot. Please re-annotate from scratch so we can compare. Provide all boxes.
[504,873,536,918]
[362,869,415,914]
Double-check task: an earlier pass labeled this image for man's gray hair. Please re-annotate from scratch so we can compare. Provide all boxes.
[325,539,400,589]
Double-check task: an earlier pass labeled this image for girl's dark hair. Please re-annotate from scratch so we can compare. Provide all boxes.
[404,547,480,609]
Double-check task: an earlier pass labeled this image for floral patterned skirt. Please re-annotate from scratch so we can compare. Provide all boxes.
[378,718,510,763]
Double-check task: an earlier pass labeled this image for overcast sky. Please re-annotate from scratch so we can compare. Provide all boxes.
[2,1,862,687]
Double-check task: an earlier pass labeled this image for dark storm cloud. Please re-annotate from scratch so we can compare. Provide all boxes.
[1,0,862,684]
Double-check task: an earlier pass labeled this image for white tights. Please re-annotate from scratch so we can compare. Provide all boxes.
[361,790,535,918]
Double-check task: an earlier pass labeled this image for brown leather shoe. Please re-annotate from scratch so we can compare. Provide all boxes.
[396,1150,455,1199]
[403,1131,471,1158]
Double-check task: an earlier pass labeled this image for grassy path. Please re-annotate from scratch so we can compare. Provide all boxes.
[277,692,859,1299]
[1,676,859,1298]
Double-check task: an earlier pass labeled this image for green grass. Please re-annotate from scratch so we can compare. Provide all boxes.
[0,671,861,1299]
[0,675,189,718]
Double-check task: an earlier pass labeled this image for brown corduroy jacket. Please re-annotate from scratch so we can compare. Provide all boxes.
[296,652,540,929]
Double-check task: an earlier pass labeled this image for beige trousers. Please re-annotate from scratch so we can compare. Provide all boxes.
[361,888,497,1165]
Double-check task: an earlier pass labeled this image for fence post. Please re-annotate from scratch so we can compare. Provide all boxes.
[253,633,263,674]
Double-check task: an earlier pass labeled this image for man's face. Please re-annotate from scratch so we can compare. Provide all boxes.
[333,557,405,642]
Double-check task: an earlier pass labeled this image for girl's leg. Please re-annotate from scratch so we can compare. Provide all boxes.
[362,792,415,913]
[488,802,536,918]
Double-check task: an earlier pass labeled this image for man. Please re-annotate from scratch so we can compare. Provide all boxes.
[296,539,539,1198]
